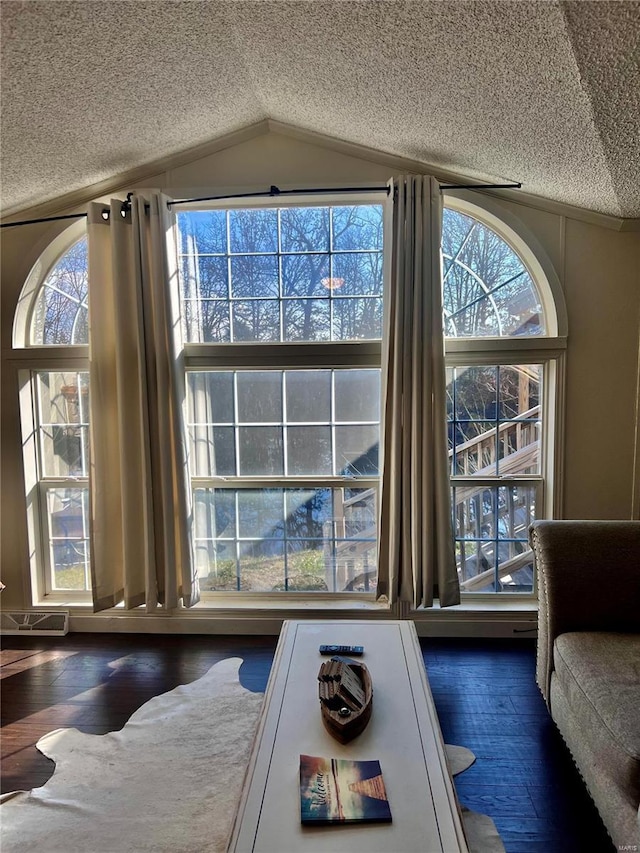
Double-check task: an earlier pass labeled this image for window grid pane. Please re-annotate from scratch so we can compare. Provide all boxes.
[46,487,91,591]
[452,483,538,594]
[186,369,380,479]
[177,205,384,343]
[442,208,545,338]
[447,365,542,477]
[193,487,377,593]
[30,238,89,345]
[35,371,91,592]
[448,362,542,595]
[37,371,90,478]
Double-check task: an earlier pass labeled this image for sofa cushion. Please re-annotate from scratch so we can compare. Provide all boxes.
[553,632,640,802]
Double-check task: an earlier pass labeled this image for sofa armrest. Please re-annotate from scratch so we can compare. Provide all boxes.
[529,520,640,705]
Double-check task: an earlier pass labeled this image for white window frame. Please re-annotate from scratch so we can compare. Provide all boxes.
[17,358,91,605]
[443,192,567,598]
[177,192,391,599]
[12,218,91,604]
[12,189,566,607]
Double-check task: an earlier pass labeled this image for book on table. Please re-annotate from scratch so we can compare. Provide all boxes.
[299,754,392,825]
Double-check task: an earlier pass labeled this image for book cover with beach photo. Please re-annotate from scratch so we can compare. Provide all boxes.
[299,754,392,824]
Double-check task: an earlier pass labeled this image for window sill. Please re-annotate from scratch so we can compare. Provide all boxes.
[33,593,537,613]
[28,593,537,637]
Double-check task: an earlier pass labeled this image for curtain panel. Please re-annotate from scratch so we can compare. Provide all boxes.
[377,176,460,609]
[87,194,198,612]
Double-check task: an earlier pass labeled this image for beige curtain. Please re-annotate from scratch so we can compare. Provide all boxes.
[87,194,198,612]
[377,175,460,608]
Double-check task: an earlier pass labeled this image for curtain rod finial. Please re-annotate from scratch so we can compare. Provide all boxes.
[120,192,133,218]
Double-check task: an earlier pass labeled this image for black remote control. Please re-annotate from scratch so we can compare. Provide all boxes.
[319,644,364,655]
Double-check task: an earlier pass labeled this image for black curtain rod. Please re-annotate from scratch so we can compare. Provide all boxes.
[0,181,522,228]
[168,185,389,206]
[0,205,123,229]
[441,182,521,190]
[0,211,88,229]
[168,182,521,207]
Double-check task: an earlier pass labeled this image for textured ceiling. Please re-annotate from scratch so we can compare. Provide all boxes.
[1,0,639,218]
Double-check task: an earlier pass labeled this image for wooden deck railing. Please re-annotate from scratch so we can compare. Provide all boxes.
[323,488,377,592]
[452,407,540,590]
[451,406,540,477]
[324,407,541,592]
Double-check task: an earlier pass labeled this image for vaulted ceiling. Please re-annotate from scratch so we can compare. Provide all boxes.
[1,0,639,219]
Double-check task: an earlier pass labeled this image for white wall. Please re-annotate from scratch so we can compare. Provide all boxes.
[561,218,640,517]
[2,127,639,613]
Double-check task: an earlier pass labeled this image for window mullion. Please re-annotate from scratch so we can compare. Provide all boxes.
[282,371,288,478]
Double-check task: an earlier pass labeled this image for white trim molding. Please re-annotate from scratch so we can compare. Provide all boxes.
[2,119,639,232]
[66,605,537,639]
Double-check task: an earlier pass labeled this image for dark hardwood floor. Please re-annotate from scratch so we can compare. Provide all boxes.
[421,639,614,853]
[1,633,613,853]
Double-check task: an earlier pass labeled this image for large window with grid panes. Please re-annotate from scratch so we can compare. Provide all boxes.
[178,197,386,593]
[442,198,562,594]
[14,191,563,602]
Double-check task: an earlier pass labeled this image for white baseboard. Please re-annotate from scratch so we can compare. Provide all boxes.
[67,609,537,638]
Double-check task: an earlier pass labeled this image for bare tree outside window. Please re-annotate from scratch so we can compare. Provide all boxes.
[176,205,384,344]
[442,209,544,338]
[31,238,89,345]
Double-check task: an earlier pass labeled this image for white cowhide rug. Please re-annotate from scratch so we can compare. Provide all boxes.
[0,658,504,853]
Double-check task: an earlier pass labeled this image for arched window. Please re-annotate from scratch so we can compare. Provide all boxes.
[13,193,564,601]
[442,194,565,595]
[442,207,544,338]
[14,222,91,600]
[30,236,88,345]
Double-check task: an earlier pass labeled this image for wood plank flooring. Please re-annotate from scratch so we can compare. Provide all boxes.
[0,633,614,852]
[422,639,614,853]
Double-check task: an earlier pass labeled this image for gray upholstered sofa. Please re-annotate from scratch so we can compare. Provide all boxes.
[529,520,640,850]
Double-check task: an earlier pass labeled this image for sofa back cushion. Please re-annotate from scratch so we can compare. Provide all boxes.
[531,521,640,635]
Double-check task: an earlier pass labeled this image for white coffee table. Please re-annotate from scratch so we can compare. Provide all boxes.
[228,620,468,853]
